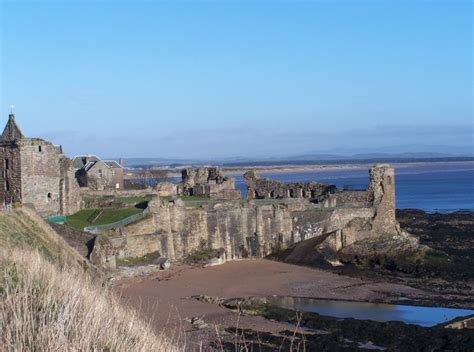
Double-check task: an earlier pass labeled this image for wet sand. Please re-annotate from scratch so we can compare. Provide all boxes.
[116,259,435,349]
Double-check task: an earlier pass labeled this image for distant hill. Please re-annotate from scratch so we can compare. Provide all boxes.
[118,144,473,167]
[121,153,474,168]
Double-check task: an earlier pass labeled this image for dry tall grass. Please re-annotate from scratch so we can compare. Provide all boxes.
[0,249,179,352]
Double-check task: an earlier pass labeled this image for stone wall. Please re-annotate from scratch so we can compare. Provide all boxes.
[119,197,379,262]
[80,188,158,198]
[0,142,22,204]
[121,198,294,260]
[331,191,369,207]
[244,170,336,201]
[111,167,124,190]
[60,159,82,215]
[155,182,178,197]
[20,140,63,215]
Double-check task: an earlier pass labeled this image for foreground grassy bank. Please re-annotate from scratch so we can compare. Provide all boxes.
[0,249,178,351]
[0,208,180,351]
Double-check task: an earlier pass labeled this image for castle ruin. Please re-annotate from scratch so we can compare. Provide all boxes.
[0,113,410,268]
[98,164,408,266]
[0,114,81,216]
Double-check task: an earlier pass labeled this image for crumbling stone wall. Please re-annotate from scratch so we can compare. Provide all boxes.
[244,170,336,201]
[180,167,240,200]
[122,198,294,260]
[113,164,400,264]
[119,197,379,262]
[330,191,369,207]
[182,167,225,187]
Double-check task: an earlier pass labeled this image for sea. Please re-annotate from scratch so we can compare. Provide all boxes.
[231,162,474,212]
[149,161,473,212]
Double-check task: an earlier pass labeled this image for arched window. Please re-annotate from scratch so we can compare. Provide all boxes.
[38,146,42,152]
[47,193,52,201]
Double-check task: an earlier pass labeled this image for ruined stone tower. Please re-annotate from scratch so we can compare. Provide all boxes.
[367,164,397,234]
[0,113,81,216]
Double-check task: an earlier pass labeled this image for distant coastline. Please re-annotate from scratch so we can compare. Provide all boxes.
[130,159,474,178]
[223,160,474,176]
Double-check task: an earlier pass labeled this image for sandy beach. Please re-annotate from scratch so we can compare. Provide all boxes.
[116,259,436,350]
[125,160,474,179]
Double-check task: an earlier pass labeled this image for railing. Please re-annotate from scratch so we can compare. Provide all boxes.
[83,207,150,234]
[47,215,66,223]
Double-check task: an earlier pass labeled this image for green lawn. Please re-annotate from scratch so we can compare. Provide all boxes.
[66,207,144,230]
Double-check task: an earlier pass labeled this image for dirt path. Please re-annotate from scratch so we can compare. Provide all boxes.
[116,259,437,350]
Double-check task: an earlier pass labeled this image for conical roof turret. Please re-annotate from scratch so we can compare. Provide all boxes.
[1,113,25,142]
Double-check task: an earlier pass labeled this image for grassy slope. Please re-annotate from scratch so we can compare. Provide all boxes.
[0,207,179,351]
[0,249,177,351]
[0,207,88,267]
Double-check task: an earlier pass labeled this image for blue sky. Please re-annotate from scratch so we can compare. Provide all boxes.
[1,0,472,159]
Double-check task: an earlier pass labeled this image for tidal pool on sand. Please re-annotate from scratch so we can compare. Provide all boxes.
[270,297,474,327]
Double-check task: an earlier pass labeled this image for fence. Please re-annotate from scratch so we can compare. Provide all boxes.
[83,207,150,234]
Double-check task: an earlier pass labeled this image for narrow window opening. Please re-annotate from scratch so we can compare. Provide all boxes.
[5,159,9,170]
[38,146,42,152]
[6,180,10,191]
[47,193,52,201]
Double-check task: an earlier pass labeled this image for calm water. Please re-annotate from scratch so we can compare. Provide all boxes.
[233,162,474,212]
[271,296,474,327]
